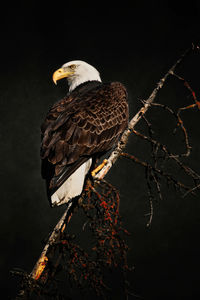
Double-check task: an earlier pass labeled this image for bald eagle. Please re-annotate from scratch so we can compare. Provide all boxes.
[41,60,129,207]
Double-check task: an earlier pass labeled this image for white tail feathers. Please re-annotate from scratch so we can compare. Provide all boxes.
[51,159,92,207]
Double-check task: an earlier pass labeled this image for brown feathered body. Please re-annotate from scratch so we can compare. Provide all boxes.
[41,80,128,206]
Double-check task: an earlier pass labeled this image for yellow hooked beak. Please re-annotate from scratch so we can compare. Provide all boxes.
[52,67,75,85]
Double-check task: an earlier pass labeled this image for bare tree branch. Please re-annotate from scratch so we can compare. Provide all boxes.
[30,201,73,281]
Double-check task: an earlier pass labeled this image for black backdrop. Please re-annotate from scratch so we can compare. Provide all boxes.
[1,1,200,299]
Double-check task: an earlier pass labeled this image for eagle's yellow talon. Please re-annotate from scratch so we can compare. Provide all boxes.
[91,159,108,177]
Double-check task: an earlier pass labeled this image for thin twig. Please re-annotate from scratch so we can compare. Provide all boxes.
[120,152,193,193]
[147,102,192,157]
[171,71,200,109]
[132,129,200,181]
[183,183,200,198]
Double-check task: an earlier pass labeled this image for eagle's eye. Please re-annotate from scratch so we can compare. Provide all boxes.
[69,64,76,70]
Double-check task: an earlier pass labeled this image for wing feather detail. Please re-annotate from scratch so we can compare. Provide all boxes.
[41,81,129,193]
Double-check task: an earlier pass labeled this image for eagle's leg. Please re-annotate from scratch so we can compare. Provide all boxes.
[91,159,108,177]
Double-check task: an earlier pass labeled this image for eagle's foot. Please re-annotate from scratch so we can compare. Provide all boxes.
[91,159,108,177]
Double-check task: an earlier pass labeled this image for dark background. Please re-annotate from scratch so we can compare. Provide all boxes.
[1,1,200,299]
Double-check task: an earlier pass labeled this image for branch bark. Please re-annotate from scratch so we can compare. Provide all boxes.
[30,202,73,280]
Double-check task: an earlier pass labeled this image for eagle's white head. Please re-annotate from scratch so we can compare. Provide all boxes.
[52,60,102,92]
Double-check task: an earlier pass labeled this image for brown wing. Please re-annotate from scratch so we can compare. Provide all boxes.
[41,81,128,194]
